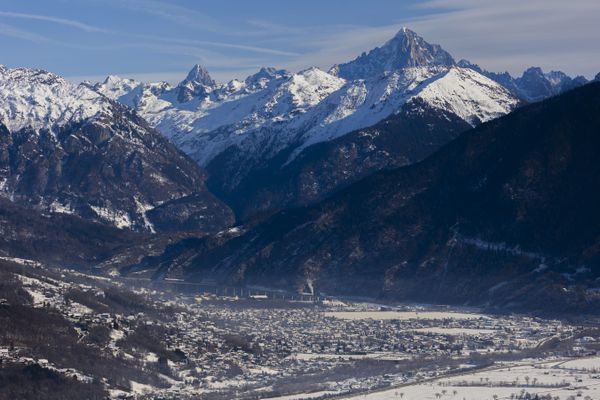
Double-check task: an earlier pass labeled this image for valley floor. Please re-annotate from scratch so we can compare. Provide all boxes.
[1,258,599,400]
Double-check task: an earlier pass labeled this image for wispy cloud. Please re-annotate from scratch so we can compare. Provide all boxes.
[130,34,300,57]
[6,0,598,83]
[0,7,298,62]
[97,0,222,32]
[0,10,109,33]
[0,22,67,45]
[187,40,299,57]
[0,22,137,51]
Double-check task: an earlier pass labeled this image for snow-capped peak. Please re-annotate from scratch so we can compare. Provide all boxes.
[251,67,287,80]
[91,75,141,102]
[104,74,128,85]
[0,66,111,133]
[245,67,289,85]
[330,27,455,81]
[387,26,418,42]
[181,64,215,87]
[412,67,519,126]
[288,65,518,158]
[283,67,346,108]
[175,64,216,103]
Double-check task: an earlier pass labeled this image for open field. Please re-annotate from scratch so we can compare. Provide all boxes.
[342,357,600,400]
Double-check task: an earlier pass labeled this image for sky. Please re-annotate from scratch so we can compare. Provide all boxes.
[0,0,599,84]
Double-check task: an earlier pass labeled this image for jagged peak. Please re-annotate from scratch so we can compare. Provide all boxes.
[257,66,283,76]
[103,74,122,84]
[101,74,139,85]
[182,64,215,87]
[522,66,545,77]
[457,59,480,70]
[332,28,455,80]
[297,66,327,76]
[519,67,578,85]
[174,64,216,103]
[572,75,588,84]
[382,27,451,57]
[385,26,419,44]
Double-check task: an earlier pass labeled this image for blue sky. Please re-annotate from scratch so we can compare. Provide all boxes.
[0,0,599,84]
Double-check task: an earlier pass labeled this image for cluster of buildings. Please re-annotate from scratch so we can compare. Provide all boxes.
[4,264,597,399]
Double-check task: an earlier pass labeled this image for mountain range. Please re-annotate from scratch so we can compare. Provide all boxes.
[0,28,598,313]
[89,28,593,219]
[457,60,591,102]
[90,29,524,218]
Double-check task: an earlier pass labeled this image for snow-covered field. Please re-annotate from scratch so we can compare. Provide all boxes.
[264,390,340,400]
[558,357,600,371]
[342,357,600,400]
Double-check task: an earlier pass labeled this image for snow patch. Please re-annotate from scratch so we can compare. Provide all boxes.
[90,205,132,229]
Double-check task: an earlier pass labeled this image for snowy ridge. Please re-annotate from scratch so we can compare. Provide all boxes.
[412,67,518,126]
[88,75,141,104]
[94,65,516,168]
[0,65,111,133]
[95,66,347,166]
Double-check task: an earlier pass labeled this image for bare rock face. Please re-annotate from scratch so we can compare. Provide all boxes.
[0,66,233,233]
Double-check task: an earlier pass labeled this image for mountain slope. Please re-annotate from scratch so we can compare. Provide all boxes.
[0,66,233,233]
[200,64,517,196]
[211,99,471,218]
[141,83,600,314]
[0,196,142,266]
